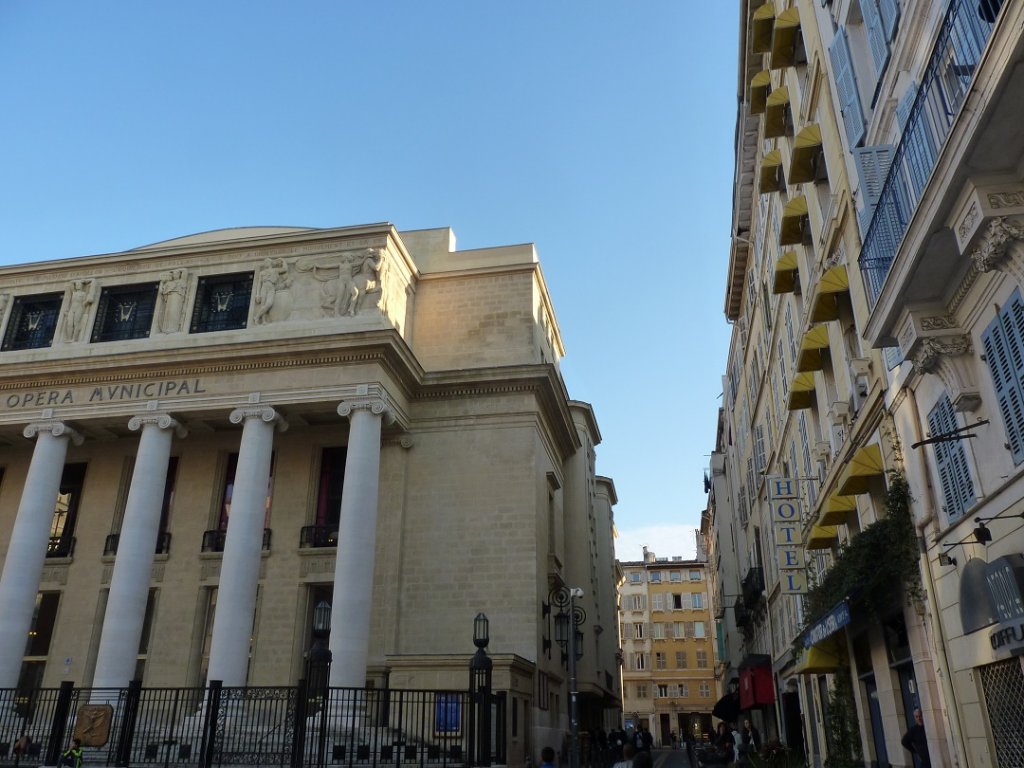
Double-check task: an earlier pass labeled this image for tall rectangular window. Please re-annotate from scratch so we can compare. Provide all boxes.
[696,650,708,669]
[18,592,61,703]
[675,651,687,669]
[982,289,1024,464]
[50,464,87,558]
[927,394,977,520]
[655,653,666,670]
[692,593,705,610]
[314,446,347,534]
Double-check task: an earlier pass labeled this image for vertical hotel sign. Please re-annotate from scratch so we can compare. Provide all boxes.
[769,478,807,594]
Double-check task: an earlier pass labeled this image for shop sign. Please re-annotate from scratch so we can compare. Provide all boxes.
[803,599,850,648]
[990,620,1024,653]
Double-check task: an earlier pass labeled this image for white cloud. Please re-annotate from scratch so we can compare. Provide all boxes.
[614,524,699,563]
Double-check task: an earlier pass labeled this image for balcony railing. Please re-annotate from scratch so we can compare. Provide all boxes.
[200,528,272,553]
[46,535,75,558]
[734,599,752,628]
[742,566,765,606]
[859,0,998,305]
[299,525,339,548]
[104,532,172,557]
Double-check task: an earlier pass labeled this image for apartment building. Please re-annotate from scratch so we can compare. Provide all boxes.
[618,547,718,745]
[712,0,1024,766]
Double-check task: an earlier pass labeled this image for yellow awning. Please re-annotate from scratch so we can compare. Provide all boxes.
[764,86,790,138]
[789,123,823,184]
[786,371,816,410]
[750,70,771,115]
[759,149,784,194]
[819,493,857,526]
[792,637,846,674]
[806,522,838,551]
[796,323,830,372]
[752,3,775,54]
[837,443,885,496]
[809,265,851,322]
[773,249,799,293]
[779,194,808,246]
[770,7,802,69]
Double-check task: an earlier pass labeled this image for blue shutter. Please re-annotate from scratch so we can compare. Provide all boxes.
[896,83,917,130]
[862,0,890,76]
[879,0,900,42]
[854,144,896,238]
[982,294,1024,464]
[927,394,976,521]
[829,27,865,147]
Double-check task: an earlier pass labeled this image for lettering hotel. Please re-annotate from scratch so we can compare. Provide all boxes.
[0,225,622,762]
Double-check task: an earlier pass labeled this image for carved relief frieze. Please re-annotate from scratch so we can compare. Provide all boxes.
[919,315,957,331]
[299,555,336,579]
[40,566,69,585]
[988,191,1024,210]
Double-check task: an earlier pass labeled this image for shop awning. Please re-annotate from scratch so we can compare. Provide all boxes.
[837,443,885,495]
[770,7,803,69]
[772,249,799,293]
[750,70,771,115]
[779,194,808,245]
[759,149,784,194]
[809,265,850,322]
[806,522,837,550]
[819,493,857,526]
[789,123,823,184]
[786,371,816,411]
[796,323,830,373]
[752,2,775,54]
[791,637,846,674]
[764,86,790,138]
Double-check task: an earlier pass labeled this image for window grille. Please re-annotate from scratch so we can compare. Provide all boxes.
[190,272,253,333]
[2,293,62,351]
[91,284,158,342]
[980,658,1024,767]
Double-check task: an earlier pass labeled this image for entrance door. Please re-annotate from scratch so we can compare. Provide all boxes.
[659,714,671,747]
[897,663,919,730]
[864,676,889,768]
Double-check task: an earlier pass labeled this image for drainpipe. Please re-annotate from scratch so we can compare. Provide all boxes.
[905,387,969,768]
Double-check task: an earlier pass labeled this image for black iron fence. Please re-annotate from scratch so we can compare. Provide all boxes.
[0,682,506,768]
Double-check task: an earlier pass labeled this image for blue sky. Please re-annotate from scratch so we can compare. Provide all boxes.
[0,2,737,562]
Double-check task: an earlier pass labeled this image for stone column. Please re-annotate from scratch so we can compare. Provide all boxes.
[329,393,392,687]
[0,421,82,689]
[92,414,185,691]
[206,405,286,686]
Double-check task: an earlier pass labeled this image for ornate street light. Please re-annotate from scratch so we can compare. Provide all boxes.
[548,587,586,768]
[469,613,493,767]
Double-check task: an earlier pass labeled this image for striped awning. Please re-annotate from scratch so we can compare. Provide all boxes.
[809,265,850,322]
[750,70,772,115]
[779,194,809,246]
[759,149,784,194]
[752,2,776,54]
[838,443,885,496]
[772,249,799,293]
[819,493,857,526]
[796,323,830,372]
[789,123,823,184]
[764,86,790,138]
[770,7,802,69]
[806,523,838,551]
[786,371,816,410]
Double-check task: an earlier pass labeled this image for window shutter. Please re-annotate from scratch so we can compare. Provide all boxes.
[927,394,976,520]
[854,144,896,235]
[880,0,900,41]
[982,301,1024,464]
[896,82,918,130]
[829,27,866,147]
[862,0,890,76]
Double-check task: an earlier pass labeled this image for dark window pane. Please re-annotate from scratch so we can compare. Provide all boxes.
[26,593,60,657]
[190,273,253,333]
[91,284,158,342]
[316,447,347,529]
[2,294,62,351]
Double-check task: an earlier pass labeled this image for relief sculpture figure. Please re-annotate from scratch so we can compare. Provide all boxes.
[253,258,293,325]
[63,279,95,342]
[158,268,187,333]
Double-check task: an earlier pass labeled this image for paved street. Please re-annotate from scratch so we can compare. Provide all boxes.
[649,747,694,768]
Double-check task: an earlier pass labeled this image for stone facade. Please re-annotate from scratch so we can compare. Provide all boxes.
[0,223,620,765]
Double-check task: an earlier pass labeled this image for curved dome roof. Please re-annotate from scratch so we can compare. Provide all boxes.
[132,226,320,251]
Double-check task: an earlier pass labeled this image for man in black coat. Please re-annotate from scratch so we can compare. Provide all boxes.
[901,708,931,768]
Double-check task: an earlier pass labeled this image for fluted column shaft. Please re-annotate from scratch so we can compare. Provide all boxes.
[92,414,184,690]
[0,422,81,689]
[206,406,285,686]
[329,397,389,687]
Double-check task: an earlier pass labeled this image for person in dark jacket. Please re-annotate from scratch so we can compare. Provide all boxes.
[901,709,931,768]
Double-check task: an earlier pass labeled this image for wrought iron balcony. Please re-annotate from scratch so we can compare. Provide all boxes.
[46,535,75,558]
[104,532,172,557]
[859,0,998,306]
[299,525,339,548]
[734,599,752,628]
[742,567,765,606]
[201,528,272,553]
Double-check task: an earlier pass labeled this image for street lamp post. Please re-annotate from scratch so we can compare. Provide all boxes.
[550,587,586,768]
[469,613,493,767]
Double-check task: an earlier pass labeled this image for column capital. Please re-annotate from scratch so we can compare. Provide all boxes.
[23,420,83,445]
[128,413,187,438]
[969,216,1024,273]
[229,405,288,432]
[337,385,396,425]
